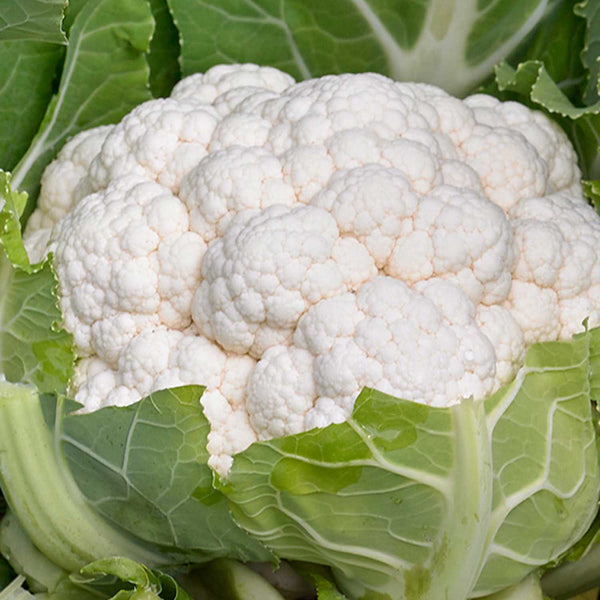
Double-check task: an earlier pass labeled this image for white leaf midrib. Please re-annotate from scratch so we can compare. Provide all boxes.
[347,0,550,95]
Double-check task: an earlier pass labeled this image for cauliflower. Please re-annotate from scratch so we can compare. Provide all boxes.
[193,204,377,358]
[24,64,600,475]
[247,277,497,439]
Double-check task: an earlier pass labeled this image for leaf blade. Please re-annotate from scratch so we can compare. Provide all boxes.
[0,0,66,44]
[0,172,73,393]
[168,0,553,96]
[11,0,154,215]
[220,389,492,599]
[0,42,64,171]
[61,386,274,563]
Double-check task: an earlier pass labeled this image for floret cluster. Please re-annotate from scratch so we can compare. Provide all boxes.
[24,64,600,474]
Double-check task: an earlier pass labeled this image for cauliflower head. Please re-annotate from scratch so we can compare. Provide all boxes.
[25,63,600,475]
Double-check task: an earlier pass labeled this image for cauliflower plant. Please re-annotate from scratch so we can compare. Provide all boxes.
[24,63,600,475]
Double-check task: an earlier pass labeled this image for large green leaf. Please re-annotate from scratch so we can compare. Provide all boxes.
[219,329,600,599]
[0,0,65,173]
[0,0,66,43]
[0,42,64,172]
[10,0,154,216]
[221,391,492,599]
[60,386,273,564]
[0,173,73,394]
[167,0,554,96]
[473,329,600,594]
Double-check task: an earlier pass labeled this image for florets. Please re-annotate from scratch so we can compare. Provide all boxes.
[24,64,600,474]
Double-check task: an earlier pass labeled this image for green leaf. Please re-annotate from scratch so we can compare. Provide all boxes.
[0,173,74,393]
[167,0,553,96]
[79,557,191,600]
[575,0,600,104]
[11,0,154,217]
[0,383,175,574]
[0,259,74,393]
[0,172,29,268]
[147,0,180,98]
[0,42,64,171]
[221,390,493,599]
[61,386,273,563]
[465,0,558,68]
[313,578,348,600]
[0,3,65,173]
[81,557,153,589]
[505,0,587,102]
[219,329,600,599]
[495,60,600,118]
[0,0,66,44]
[473,329,600,594]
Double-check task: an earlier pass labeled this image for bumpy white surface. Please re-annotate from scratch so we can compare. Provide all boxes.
[24,64,600,474]
[247,277,496,438]
[49,175,207,365]
[24,125,114,262]
[193,204,377,357]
